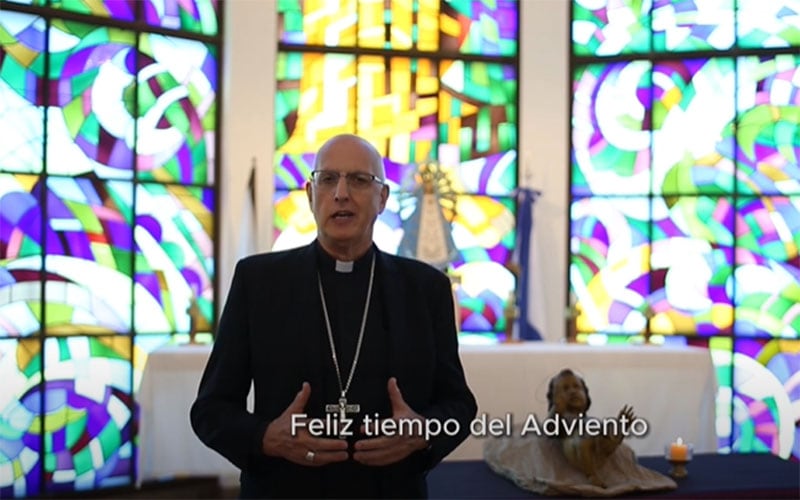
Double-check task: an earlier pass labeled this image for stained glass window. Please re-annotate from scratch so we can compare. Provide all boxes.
[0,338,43,498]
[279,0,517,55]
[274,0,519,341]
[0,0,220,495]
[571,0,799,460]
[45,0,220,35]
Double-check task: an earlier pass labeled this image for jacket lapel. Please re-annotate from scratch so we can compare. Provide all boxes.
[292,243,326,389]
[377,250,412,385]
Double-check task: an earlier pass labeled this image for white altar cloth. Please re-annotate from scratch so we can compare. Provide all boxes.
[136,344,247,486]
[449,342,718,460]
[136,342,717,483]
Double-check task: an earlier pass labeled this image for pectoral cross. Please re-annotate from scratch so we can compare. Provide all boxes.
[325,396,360,422]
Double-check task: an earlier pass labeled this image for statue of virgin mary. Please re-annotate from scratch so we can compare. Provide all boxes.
[398,161,459,270]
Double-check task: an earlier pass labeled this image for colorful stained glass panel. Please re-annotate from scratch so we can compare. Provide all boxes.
[272,189,317,250]
[0,174,42,337]
[49,0,137,21]
[652,0,735,52]
[450,195,515,334]
[41,336,133,494]
[707,336,734,452]
[358,0,439,51]
[279,0,518,54]
[734,196,800,338]
[570,196,652,335]
[439,60,517,181]
[143,0,219,36]
[654,58,736,196]
[440,0,518,56]
[572,61,653,197]
[133,183,214,335]
[736,54,800,196]
[356,56,440,166]
[136,34,217,185]
[277,0,305,45]
[274,52,357,184]
[731,338,800,459]
[572,0,651,56]
[43,177,134,335]
[275,51,304,157]
[1,11,46,175]
[278,0,357,47]
[737,0,800,49]
[0,0,46,5]
[47,20,137,180]
[0,337,42,498]
[0,0,220,496]
[275,54,517,196]
[450,195,515,268]
[650,196,735,336]
[570,0,800,461]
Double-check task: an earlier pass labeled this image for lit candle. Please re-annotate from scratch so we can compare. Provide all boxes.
[669,437,689,461]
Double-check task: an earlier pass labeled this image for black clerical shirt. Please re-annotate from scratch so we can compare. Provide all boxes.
[195,240,475,499]
[313,242,414,498]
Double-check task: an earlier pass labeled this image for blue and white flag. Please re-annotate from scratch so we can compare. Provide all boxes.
[511,187,543,340]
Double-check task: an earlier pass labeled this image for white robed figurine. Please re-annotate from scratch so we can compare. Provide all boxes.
[398,161,458,269]
[484,369,677,497]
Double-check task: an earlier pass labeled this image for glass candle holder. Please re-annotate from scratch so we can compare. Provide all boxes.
[664,439,693,478]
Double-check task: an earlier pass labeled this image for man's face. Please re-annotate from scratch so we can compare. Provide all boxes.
[552,373,589,415]
[306,136,389,255]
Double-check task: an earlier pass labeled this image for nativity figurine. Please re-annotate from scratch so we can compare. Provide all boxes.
[483,368,677,497]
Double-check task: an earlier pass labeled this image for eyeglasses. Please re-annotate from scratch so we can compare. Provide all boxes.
[310,170,384,190]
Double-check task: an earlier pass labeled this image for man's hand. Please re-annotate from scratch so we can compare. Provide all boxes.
[261,382,348,466]
[353,377,428,466]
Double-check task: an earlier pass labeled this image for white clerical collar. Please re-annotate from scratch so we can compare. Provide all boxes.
[335,260,354,273]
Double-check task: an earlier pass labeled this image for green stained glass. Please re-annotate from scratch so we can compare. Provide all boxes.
[137,34,217,185]
[98,420,122,459]
[39,337,133,494]
[273,0,519,339]
[144,0,219,36]
[572,0,650,56]
[653,0,734,52]
[441,0,517,56]
[44,178,134,335]
[569,2,800,461]
[0,338,43,496]
[736,55,800,196]
[1,11,45,175]
[571,61,653,197]
[0,174,43,337]
[73,445,94,474]
[729,339,800,457]
[738,0,800,49]
[47,21,137,179]
[134,184,214,335]
[50,0,136,21]
[0,0,219,495]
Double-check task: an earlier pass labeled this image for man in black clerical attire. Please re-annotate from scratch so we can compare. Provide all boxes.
[190,134,477,498]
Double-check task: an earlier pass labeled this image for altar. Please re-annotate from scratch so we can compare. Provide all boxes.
[136,342,718,484]
[449,343,718,460]
[136,344,249,486]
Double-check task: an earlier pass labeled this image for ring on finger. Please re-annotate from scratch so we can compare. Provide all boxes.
[305,450,315,462]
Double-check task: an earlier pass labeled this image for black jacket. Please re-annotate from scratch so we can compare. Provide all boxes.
[190,242,477,497]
